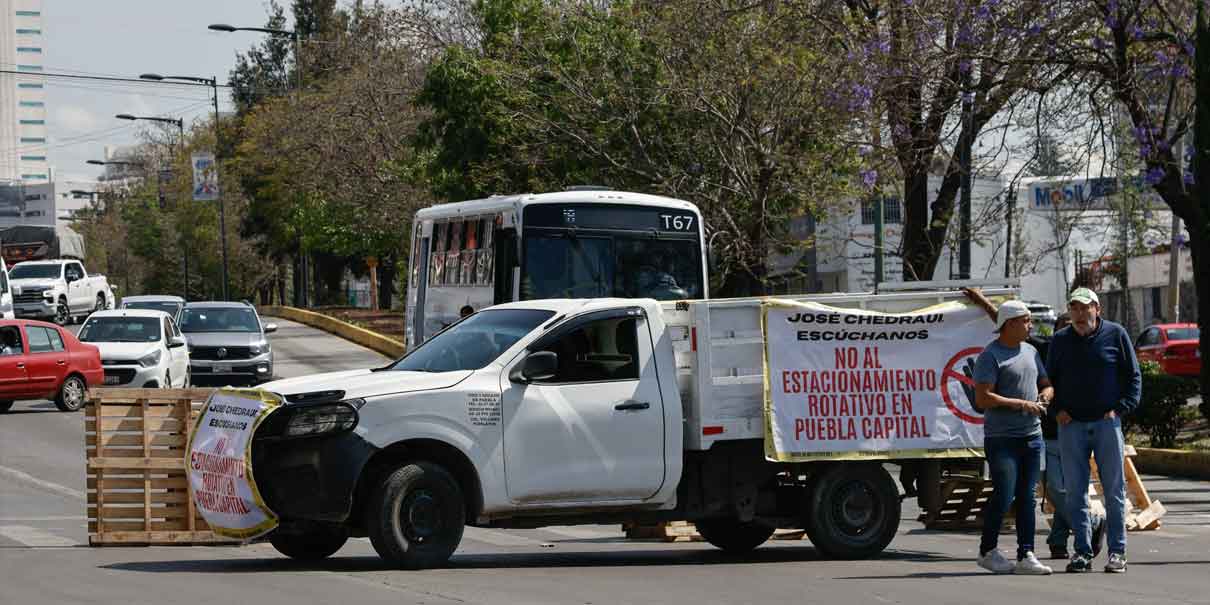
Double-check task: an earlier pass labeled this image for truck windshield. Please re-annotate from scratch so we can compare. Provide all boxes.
[387,308,554,373]
[179,307,261,333]
[10,264,60,279]
[522,235,702,301]
[79,317,162,343]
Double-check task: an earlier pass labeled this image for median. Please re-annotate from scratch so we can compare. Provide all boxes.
[258,306,404,358]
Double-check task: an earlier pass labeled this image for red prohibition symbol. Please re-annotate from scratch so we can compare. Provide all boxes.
[940,346,986,425]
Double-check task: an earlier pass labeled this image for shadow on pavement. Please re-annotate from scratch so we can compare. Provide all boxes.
[101,545,960,574]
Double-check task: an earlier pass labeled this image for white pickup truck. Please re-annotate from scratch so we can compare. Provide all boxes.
[251,288,1009,568]
[9,260,115,325]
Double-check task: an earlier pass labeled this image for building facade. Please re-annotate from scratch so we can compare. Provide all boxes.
[0,1,47,183]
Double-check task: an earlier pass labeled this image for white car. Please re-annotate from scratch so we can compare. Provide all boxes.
[77,309,190,388]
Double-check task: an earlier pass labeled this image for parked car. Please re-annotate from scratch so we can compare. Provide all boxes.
[0,319,103,412]
[1025,300,1058,336]
[77,309,191,389]
[1,258,12,319]
[120,295,185,324]
[1136,323,1201,378]
[180,301,277,385]
[9,260,115,325]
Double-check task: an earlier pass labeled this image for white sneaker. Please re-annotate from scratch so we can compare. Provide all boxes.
[1014,551,1053,575]
[978,549,1015,574]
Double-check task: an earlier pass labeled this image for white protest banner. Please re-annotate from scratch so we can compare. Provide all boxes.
[762,299,995,462]
[191,152,219,201]
[186,388,282,540]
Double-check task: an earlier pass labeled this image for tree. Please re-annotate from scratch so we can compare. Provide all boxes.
[1029,134,1079,177]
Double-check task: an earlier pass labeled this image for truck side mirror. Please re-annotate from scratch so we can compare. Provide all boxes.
[263,323,278,334]
[509,351,558,383]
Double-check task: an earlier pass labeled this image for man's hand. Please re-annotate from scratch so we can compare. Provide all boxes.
[1057,410,1073,425]
[1104,410,1117,420]
[1021,401,1046,417]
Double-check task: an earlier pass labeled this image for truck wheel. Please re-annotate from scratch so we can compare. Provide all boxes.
[696,519,775,554]
[269,524,349,561]
[93,294,106,317]
[55,375,87,412]
[0,401,12,413]
[366,461,465,569]
[805,464,900,560]
[54,297,69,326]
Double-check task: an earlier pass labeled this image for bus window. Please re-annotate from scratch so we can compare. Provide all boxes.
[614,238,702,299]
[522,235,613,299]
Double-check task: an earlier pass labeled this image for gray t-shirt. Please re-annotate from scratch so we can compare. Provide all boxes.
[973,340,1046,439]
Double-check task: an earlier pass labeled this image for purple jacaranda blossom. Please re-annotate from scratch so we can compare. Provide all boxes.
[961,91,975,104]
[858,145,872,157]
[1172,63,1190,78]
[1144,166,1165,185]
[976,5,991,20]
[1092,37,1106,50]
[959,59,972,74]
[1131,25,1144,40]
[860,169,878,189]
[1139,144,1151,158]
[1028,23,1043,36]
[1105,15,1118,29]
[1184,41,1195,57]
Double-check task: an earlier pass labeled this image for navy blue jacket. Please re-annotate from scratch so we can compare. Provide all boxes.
[1046,318,1142,421]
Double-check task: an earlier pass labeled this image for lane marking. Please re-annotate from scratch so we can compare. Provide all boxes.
[0,465,85,501]
[0,525,77,547]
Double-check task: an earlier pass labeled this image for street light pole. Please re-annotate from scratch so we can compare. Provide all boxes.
[140,73,229,301]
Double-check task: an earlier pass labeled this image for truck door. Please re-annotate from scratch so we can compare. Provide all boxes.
[65,262,86,313]
[501,307,666,504]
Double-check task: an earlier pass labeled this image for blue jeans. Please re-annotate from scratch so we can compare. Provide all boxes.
[1059,416,1127,556]
[980,434,1043,559]
[1043,439,1071,548]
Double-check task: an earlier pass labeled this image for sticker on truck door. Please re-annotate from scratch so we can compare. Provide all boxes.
[186,388,282,540]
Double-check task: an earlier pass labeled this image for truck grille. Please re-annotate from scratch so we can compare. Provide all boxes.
[191,346,253,360]
[14,291,46,304]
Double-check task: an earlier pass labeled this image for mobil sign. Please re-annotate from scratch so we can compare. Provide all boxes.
[1028,177,1119,211]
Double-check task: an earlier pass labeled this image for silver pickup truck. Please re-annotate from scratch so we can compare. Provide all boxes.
[9,260,115,325]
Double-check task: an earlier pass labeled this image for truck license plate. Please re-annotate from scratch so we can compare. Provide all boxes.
[214,364,232,373]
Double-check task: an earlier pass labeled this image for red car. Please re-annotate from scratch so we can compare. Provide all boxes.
[1136,323,1202,378]
[0,319,104,412]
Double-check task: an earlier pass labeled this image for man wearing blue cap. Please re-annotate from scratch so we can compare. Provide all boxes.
[1046,287,1141,574]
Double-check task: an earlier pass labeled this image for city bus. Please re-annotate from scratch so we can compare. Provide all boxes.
[404,189,708,348]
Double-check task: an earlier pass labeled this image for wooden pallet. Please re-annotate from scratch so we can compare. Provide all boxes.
[922,477,1009,531]
[622,521,703,542]
[86,388,238,546]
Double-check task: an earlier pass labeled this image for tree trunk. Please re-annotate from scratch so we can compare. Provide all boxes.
[377,254,396,310]
[900,168,935,281]
[1190,231,1209,402]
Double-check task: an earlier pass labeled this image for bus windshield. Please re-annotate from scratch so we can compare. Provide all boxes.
[522,234,703,301]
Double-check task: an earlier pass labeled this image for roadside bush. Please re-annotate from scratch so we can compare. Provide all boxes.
[1124,361,1199,448]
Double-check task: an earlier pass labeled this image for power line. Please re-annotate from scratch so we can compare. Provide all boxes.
[0,69,233,87]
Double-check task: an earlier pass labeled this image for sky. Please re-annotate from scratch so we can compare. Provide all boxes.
[43,0,284,182]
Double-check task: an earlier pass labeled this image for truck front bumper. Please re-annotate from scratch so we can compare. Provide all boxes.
[190,353,274,385]
[251,429,377,523]
[13,300,55,318]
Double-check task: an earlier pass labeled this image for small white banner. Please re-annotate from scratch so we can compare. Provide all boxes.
[186,389,282,540]
[763,299,995,462]
[191,152,219,201]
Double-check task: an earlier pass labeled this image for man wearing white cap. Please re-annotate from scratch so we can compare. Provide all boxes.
[1046,287,1141,574]
[972,299,1054,575]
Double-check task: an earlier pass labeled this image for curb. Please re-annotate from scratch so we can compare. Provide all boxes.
[259,306,405,359]
[1134,448,1210,481]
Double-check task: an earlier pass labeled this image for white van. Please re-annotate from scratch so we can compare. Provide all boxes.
[0,258,12,319]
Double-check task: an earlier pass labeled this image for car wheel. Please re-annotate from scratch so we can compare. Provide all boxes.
[0,401,13,413]
[55,375,87,412]
[367,461,465,569]
[54,297,70,326]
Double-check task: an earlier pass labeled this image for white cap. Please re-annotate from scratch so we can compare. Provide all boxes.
[995,300,1031,332]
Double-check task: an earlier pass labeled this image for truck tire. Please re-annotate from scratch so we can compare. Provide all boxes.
[269,524,349,561]
[804,464,900,560]
[54,375,87,412]
[92,294,106,317]
[366,461,465,569]
[696,519,775,554]
[54,297,69,326]
[0,401,12,413]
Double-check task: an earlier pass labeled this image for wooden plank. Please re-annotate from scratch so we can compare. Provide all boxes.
[89,530,236,545]
[96,404,181,418]
[88,505,191,519]
[88,477,187,490]
[88,417,185,433]
[89,457,185,470]
[1132,500,1165,531]
[87,434,187,448]
[83,448,186,459]
[90,492,190,505]
[1122,457,1153,511]
[90,520,199,533]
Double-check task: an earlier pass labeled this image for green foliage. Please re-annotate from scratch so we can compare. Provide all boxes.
[1125,361,1200,448]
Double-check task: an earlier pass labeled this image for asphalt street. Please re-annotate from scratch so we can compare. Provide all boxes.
[2,317,1208,605]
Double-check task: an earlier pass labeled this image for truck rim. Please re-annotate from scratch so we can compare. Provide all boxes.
[402,489,440,543]
[55,300,69,325]
[831,480,878,538]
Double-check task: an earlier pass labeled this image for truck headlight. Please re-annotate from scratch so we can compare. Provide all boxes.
[283,402,358,438]
[42,290,54,299]
[249,342,270,356]
[138,350,162,368]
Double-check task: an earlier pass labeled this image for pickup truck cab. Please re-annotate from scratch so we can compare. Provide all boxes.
[9,260,115,325]
[250,288,1007,568]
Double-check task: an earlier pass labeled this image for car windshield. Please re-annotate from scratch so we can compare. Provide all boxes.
[179,307,261,333]
[10,264,60,279]
[388,308,555,373]
[124,301,183,317]
[79,317,162,343]
[1166,327,1199,341]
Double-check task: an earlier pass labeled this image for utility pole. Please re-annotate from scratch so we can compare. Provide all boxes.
[958,76,973,280]
[873,195,885,287]
[1120,196,1133,336]
[1005,184,1015,279]
[1168,136,1187,322]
